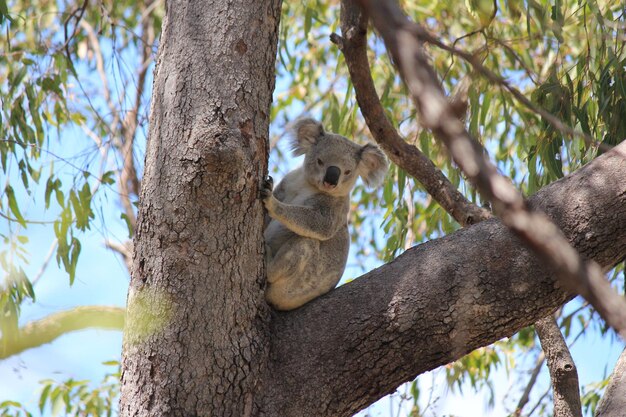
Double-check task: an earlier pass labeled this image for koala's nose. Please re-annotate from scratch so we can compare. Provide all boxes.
[323,166,341,187]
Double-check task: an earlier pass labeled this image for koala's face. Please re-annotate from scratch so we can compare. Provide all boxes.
[303,134,362,197]
[291,118,389,197]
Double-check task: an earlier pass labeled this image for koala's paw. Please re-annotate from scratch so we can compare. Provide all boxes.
[260,176,274,200]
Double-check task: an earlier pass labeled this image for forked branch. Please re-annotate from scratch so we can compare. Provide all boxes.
[330,1,490,227]
[356,0,626,339]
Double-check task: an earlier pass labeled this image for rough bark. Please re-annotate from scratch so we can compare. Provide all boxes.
[264,143,626,416]
[535,316,583,417]
[118,0,282,416]
[596,348,626,417]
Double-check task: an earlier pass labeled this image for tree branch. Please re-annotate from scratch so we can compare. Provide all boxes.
[329,1,490,227]
[355,0,626,339]
[265,142,626,417]
[0,306,125,359]
[595,348,626,417]
[535,315,583,417]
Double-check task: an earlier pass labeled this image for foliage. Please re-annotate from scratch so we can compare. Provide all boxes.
[0,361,119,417]
[0,0,625,415]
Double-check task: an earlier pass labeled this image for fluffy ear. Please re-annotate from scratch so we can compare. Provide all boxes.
[357,143,389,187]
[290,118,324,156]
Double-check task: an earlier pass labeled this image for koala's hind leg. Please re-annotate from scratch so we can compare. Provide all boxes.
[265,238,315,284]
[266,270,337,311]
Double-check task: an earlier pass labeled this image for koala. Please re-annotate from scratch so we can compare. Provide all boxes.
[260,118,389,311]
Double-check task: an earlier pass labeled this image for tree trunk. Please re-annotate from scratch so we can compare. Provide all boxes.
[119,1,282,415]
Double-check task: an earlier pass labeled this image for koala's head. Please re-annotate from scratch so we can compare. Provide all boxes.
[290,118,389,197]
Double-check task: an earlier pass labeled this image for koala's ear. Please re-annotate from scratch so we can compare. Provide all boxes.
[290,118,324,156]
[357,143,389,187]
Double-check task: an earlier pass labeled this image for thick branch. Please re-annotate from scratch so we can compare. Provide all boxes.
[535,316,583,417]
[595,348,626,417]
[329,1,490,227]
[356,0,626,339]
[264,143,626,417]
[0,306,125,359]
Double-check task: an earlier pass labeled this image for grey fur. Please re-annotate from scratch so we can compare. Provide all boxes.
[260,118,389,310]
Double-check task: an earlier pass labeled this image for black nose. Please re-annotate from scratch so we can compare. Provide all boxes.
[324,166,341,186]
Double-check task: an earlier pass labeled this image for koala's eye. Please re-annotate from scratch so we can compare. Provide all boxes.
[344,170,352,176]
[317,158,324,166]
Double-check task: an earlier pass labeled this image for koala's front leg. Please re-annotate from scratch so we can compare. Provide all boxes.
[261,187,337,241]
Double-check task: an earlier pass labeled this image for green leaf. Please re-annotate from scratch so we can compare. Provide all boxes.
[44,177,55,209]
[19,268,35,300]
[304,7,313,39]
[120,213,134,238]
[68,238,81,285]
[25,83,44,144]
[69,190,85,230]
[9,66,28,92]
[101,171,115,185]
[50,390,65,417]
[40,76,63,96]
[5,185,26,227]
[39,383,52,413]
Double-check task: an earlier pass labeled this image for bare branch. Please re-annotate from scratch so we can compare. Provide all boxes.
[595,348,626,417]
[0,306,125,359]
[535,315,583,417]
[355,0,626,339]
[330,0,491,227]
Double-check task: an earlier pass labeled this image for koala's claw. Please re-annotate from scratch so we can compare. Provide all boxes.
[260,176,274,200]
